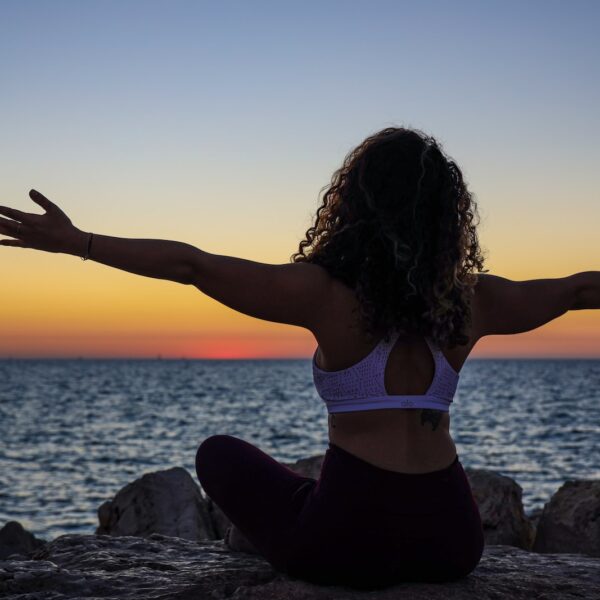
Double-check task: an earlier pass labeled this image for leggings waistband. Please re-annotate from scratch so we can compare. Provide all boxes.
[326,442,460,482]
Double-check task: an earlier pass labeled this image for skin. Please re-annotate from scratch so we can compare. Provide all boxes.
[1,189,599,473]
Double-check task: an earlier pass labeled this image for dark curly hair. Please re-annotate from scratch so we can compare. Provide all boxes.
[291,126,488,348]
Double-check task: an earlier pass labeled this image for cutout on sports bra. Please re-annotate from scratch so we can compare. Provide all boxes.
[383,334,437,396]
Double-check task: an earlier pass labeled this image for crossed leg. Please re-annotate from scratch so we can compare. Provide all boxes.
[195,434,316,571]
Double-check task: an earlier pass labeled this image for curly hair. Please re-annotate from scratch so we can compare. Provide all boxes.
[291,126,488,348]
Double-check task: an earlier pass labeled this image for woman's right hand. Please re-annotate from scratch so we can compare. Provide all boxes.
[0,189,87,255]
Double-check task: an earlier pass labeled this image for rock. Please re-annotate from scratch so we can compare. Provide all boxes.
[0,522,46,560]
[1,534,599,599]
[526,506,544,527]
[1,534,275,599]
[533,480,600,557]
[96,466,218,541]
[464,468,535,550]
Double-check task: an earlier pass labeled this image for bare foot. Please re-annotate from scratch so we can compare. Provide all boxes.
[224,524,262,555]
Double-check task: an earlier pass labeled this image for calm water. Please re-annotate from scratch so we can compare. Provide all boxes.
[1,358,599,540]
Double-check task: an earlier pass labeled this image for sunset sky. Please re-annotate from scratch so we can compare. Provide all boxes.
[1,1,599,358]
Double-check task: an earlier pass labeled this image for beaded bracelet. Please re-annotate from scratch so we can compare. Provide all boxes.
[81,232,94,261]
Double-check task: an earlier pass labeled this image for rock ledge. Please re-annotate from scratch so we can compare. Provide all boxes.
[1,533,599,599]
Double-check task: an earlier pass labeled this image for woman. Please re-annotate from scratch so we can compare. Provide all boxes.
[0,126,597,590]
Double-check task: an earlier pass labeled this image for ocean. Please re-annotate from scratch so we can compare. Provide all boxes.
[1,358,599,540]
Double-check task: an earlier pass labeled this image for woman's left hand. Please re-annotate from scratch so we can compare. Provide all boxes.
[0,189,85,254]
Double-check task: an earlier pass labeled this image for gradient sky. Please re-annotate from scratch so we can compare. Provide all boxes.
[1,0,599,358]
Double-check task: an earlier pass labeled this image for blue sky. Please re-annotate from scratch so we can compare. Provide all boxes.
[2,1,598,257]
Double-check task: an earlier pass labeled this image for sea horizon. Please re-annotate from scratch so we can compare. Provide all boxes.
[1,356,599,361]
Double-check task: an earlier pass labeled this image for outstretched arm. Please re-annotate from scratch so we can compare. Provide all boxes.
[0,190,201,285]
[0,189,333,332]
[471,272,600,339]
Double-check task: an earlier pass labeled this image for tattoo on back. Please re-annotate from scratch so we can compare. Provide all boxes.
[420,409,443,431]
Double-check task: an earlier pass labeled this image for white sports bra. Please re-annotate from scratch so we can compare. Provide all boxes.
[312,327,459,413]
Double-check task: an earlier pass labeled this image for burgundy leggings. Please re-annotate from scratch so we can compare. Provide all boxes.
[195,434,484,590]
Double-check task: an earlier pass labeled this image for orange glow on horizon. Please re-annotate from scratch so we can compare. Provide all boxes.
[1,239,598,359]
[1,319,599,359]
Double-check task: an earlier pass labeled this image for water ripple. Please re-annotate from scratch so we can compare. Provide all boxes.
[0,358,598,539]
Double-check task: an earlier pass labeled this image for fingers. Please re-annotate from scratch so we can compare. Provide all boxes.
[29,189,57,213]
[0,189,60,223]
[0,216,20,228]
[0,239,27,248]
[0,205,28,221]
[0,216,22,239]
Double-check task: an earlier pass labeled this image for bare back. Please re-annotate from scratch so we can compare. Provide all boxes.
[311,278,480,474]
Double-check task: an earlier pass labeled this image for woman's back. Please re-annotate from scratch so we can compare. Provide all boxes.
[309,269,587,474]
[310,275,475,473]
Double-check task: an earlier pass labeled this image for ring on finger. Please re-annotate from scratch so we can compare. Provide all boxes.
[16,222,22,236]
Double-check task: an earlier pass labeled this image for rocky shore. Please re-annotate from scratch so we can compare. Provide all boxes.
[1,454,599,599]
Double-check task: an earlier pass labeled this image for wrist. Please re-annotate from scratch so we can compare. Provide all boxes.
[63,228,90,257]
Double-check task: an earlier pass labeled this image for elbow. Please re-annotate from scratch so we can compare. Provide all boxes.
[179,246,208,287]
[178,261,197,286]
[177,267,195,286]
[570,271,600,310]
